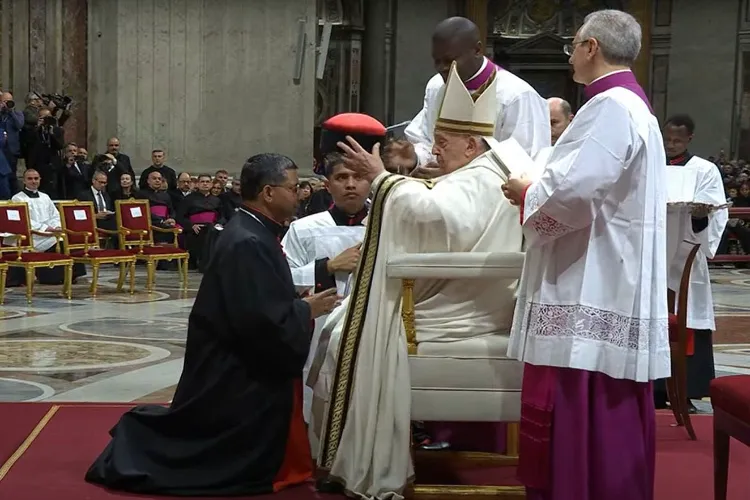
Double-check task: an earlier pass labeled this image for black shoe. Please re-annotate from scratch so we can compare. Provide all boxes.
[315,477,345,493]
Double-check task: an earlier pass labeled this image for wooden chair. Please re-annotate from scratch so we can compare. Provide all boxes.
[666,241,702,441]
[388,252,526,498]
[0,202,73,303]
[57,201,137,297]
[114,198,189,293]
[711,375,750,500]
[0,261,7,305]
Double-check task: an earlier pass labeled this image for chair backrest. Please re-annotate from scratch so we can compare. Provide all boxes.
[57,201,99,250]
[0,202,32,254]
[115,198,154,246]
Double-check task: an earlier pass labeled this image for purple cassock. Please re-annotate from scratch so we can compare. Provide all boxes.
[521,70,657,500]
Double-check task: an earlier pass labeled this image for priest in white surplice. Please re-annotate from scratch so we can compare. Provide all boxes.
[399,16,549,177]
[308,62,531,499]
[282,150,371,424]
[501,10,668,500]
[656,113,728,411]
[5,168,85,286]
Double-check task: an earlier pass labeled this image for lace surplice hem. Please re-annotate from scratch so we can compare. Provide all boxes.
[511,301,671,382]
[524,189,574,238]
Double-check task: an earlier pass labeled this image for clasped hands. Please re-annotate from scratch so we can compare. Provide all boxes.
[501,176,532,206]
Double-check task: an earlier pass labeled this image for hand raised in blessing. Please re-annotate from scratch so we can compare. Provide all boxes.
[336,136,386,182]
[501,176,532,206]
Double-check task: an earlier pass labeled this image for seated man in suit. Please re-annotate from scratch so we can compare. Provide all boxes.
[77,170,117,246]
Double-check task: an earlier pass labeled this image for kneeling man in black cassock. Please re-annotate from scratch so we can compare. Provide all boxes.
[85,153,342,496]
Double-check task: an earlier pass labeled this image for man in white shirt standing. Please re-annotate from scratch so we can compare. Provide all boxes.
[399,16,549,177]
[6,169,86,285]
[657,114,728,412]
[502,9,668,500]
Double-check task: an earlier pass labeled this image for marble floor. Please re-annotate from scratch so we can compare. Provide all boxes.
[1,266,750,408]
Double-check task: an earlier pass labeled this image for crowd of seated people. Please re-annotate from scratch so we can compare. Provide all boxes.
[709,151,750,261]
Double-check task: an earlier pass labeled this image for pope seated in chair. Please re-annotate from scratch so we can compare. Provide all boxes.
[307,61,542,499]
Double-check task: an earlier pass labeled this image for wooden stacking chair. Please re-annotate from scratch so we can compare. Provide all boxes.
[0,202,73,303]
[665,241,702,441]
[57,201,137,297]
[114,198,189,293]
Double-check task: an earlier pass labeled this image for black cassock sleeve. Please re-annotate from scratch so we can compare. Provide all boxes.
[692,216,709,233]
[220,239,312,375]
[314,258,337,293]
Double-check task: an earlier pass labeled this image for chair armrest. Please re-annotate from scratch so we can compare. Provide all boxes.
[386,252,525,280]
[152,226,182,234]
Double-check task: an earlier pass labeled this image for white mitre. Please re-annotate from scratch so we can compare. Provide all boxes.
[434,61,497,137]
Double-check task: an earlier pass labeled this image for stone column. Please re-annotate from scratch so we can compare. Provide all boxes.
[628,0,652,90]
[465,0,488,47]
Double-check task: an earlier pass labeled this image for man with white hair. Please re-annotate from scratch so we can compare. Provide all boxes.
[502,9,667,500]
[310,61,532,498]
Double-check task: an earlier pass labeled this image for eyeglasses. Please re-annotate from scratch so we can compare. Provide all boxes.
[563,39,590,56]
[271,183,299,194]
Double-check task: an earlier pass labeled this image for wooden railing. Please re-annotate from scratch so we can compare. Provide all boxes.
[709,207,750,263]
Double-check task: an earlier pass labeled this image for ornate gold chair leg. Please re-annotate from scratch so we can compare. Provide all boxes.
[506,423,519,457]
[25,267,34,304]
[146,259,155,293]
[116,262,126,291]
[64,264,73,300]
[129,260,136,294]
[0,267,6,305]
[90,262,100,296]
[182,257,189,289]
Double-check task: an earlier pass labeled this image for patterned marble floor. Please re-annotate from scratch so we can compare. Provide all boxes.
[1,267,749,407]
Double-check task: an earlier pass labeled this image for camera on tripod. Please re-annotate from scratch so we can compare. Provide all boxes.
[40,93,73,110]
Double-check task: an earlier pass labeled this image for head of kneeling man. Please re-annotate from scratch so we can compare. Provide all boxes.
[567,9,641,85]
[240,153,299,223]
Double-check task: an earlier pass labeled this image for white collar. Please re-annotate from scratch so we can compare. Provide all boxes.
[466,57,489,82]
[588,69,631,86]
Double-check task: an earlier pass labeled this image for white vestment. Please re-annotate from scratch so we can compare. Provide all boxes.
[665,157,728,330]
[309,149,525,499]
[281,210,366,422]
[5,191,60,251]
[508,86,671,383]
[405,57,550,163]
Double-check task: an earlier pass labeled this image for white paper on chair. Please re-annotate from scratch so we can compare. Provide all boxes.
[6,210,20,221]
[73,209,88,220]
[129,206,143,218]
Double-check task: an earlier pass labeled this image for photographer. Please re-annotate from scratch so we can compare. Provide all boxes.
[23,107,64,198]
[0,91,24,193]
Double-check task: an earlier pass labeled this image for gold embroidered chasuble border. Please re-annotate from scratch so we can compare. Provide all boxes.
[318,173,434,471]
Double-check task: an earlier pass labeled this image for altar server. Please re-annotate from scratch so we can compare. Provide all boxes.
[657,114,728,411]
[403,16,549,174]
[282,115,378,422]
[502,10,668,500]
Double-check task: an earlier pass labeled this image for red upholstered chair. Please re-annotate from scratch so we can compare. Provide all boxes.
[57,201,137,297]
[666,241,701,441]
[114,198,188,293]
[711,375,750,500]
[0,202,73,303]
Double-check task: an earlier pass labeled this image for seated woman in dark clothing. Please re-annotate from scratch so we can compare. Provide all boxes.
[112,172,137,200]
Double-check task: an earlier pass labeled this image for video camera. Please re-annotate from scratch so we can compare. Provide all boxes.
[40,93,73,110]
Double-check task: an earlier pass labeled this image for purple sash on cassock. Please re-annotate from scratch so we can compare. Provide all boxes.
[583,70,654,113]
[151,205,168,218]
[189,211,217,224]
[517,69,654,492]
[463,57,501,91]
